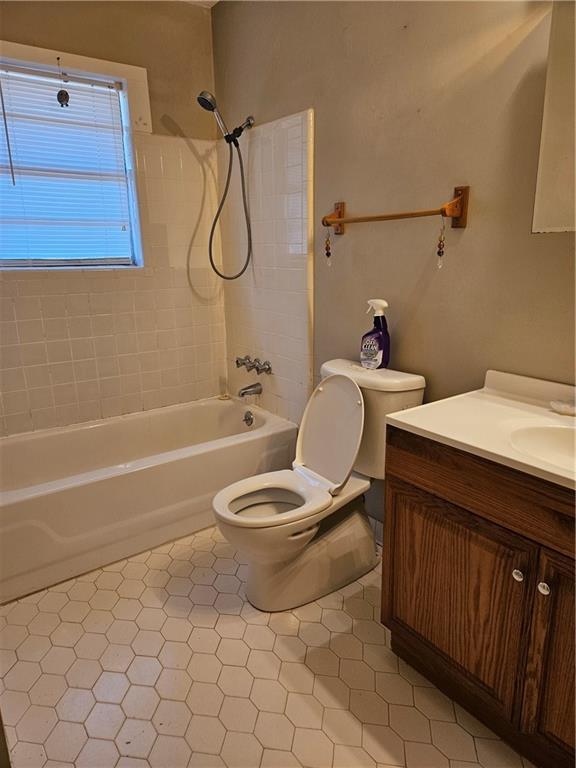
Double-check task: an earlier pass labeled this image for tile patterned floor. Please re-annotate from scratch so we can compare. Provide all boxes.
[0,526,535,768]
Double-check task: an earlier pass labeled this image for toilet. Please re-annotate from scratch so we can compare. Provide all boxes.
[212,359,426,611]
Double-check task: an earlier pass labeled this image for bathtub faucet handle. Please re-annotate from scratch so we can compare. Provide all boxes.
[254,359,272,375]
[236,355,252,369]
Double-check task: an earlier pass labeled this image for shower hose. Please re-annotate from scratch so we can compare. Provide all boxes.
[208,140,252,280]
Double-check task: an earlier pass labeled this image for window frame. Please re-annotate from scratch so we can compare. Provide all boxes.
[0,41,151,271]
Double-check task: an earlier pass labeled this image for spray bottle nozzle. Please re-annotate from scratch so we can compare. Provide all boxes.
[366,299,389,316]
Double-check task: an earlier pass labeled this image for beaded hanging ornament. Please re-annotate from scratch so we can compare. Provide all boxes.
[324,223,332,265]
[437,215,446,269]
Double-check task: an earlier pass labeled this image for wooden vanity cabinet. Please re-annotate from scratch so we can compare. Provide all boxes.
[382,427,575,768]
[521,549,575,761]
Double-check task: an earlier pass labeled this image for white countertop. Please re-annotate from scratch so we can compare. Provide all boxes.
[386,370,576,490]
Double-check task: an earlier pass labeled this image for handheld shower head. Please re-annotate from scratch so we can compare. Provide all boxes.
[196,90,255,142]
[196,90,229,138]
[195,89,255,280]
[197,90,217,112]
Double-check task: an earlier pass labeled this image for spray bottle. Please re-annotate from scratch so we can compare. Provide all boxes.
[360,299,391,369]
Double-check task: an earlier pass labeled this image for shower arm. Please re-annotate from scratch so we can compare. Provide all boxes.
[322,186,470,234]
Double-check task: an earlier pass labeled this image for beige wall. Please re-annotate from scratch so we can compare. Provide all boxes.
[213,1,575,402]
[0,1,215,139]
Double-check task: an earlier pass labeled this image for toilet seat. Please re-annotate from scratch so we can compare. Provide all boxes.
[212,469,332,529]
[213,375,365,530]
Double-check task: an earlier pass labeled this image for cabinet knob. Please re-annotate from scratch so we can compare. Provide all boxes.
[537,582,551,596]
[512,569,524,582]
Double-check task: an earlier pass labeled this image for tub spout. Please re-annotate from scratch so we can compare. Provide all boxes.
[238,383,262,398]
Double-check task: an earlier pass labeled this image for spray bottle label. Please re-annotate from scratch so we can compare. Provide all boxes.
[360,335,383,369]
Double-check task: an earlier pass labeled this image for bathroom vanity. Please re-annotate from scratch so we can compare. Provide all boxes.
[381,372,575,768]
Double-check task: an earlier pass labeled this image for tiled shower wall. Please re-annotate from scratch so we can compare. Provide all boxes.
[222,111,313,423]
[0,134,227,436]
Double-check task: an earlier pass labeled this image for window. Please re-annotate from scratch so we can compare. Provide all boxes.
[0,62,143,268]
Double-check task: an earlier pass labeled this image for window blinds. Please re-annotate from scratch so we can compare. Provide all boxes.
[0,65,142,267]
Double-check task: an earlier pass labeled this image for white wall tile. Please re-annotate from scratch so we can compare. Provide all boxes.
[0,134,227,435]
[220,111,313,423]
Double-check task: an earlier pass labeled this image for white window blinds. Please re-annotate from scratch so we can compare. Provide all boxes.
[0,64,142,268]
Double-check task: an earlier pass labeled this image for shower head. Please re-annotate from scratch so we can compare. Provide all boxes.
[197,90,229,138]
[197,90,217,112]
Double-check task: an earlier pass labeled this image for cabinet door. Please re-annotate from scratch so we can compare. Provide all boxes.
[382,479,538,719]
[521,549,575,763]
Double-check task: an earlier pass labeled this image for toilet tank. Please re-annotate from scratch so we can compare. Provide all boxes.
[320,359,426,480]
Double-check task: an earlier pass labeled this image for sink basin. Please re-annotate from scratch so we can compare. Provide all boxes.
[510,426,576,472]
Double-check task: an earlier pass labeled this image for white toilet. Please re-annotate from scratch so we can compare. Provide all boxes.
[212,359,425,611]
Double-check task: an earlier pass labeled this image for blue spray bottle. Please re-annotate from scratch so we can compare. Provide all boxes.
[360,299,391,369]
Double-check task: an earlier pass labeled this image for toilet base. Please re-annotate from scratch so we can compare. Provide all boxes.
[245,497,379,612]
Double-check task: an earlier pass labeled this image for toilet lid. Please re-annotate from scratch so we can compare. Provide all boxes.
[294,374,364,494]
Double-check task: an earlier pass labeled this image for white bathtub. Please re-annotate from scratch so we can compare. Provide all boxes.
[0,398,297,603]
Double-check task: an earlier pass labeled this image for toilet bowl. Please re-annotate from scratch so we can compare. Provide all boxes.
[213,364,426,611]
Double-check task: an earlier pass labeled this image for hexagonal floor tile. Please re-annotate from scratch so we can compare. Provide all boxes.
[149,734,191,768]
[76,737,120,767]
[279,662,315,694]
[323,708,363,746]
[159,641,192,669]
[220,731,263,768]
[216,639,249,667]
[0,690,31,727]
[40,647,76,675]
[362,723,405,765]
[188,652,222,683]
[186,682,223,716]
[93,671,130,703]
[66,659,102,689]
[430,720,477,762]
[127,657,161,687]
[85,702,125,739]
[390,703,431,742]
[218,666,254,697]
[1,524,527,768]
[349,690,389,726]
[250,679,287,714]
[306,647,339,677]
[285,692,324,729]
[122,685,160,719]
[153,699,191,736]
[44,721,87,763]
[329,633,363,660]
[10,740,48,767]
[254,712,294,750]
[185,714,226,755]
[247,650,280,680]
[156,668,192,701]
[56,687,95,723]
[219,696,257,732]
[268,613,300,637]
[16,705,58,743]
[131,629,164,657]
[293,727,333,768]
[189,627,221,652]
[313,675,350,709]
[4,661,41,691]
[115,718,157,759]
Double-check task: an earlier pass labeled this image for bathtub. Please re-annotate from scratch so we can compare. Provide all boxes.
[0,398,297,603]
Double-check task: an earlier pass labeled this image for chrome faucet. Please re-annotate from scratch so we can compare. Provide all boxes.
[254,358,272,375]
[236,355,273,375]
[238,383,262,398]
